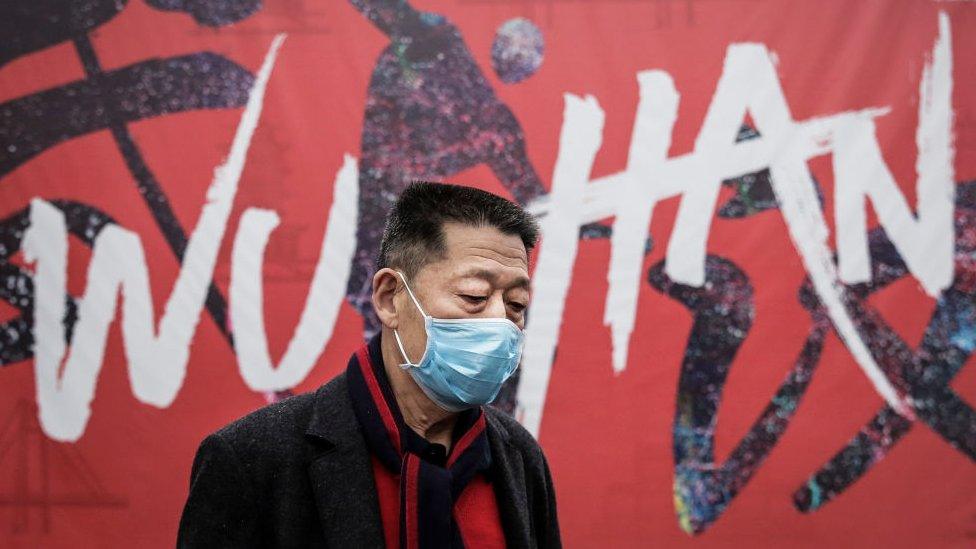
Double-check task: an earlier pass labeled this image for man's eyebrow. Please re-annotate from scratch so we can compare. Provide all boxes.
[459,268,531,290]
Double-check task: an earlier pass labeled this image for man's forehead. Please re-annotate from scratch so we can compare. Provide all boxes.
[430,222,530,285]
[441,222,528,265]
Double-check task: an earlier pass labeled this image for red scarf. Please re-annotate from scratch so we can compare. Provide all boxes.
[347,340,493,548]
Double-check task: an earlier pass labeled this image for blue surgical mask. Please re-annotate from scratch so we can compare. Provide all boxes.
[392,271,525,411]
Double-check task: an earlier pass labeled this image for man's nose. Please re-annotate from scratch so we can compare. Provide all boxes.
[485,294,507,319]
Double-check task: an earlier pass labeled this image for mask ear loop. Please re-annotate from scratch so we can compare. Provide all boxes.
[396,271,429,317]
[393,271,428,368]
[392,330,415,369]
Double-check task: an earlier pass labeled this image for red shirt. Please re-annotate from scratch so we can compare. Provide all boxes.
[371,455,506,548]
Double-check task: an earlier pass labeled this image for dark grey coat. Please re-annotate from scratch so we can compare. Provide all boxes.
[177,372,561,548]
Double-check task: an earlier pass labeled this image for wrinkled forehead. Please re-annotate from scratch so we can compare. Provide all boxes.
[420,222,530,289]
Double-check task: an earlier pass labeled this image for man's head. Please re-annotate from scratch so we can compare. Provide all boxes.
[372,182,539,368]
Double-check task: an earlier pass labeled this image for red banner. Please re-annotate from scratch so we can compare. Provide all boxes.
[2,1,975,546]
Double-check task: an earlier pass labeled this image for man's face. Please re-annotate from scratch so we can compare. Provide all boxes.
[395,222,530,363]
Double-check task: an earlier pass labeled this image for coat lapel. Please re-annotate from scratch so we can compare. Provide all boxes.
[304,374,386,548]
[485,411,533,549]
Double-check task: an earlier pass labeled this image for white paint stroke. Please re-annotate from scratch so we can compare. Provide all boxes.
[516,94,604,438]
[834,12,954,296]
[231,154,358,391]
[23,34,287,441]
[604,71,678,374]
[525,108,889,225]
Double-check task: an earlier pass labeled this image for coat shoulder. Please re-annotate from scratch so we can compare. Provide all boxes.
[223,390,312,434]
[208,374,348,464]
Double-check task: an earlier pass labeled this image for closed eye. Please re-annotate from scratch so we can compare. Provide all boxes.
[460,294,488,304]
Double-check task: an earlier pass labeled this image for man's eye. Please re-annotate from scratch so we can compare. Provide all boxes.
[509,302,526,313]
[460,294,488,303]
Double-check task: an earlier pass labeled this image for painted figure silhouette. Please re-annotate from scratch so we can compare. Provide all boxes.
[346,0,548,337]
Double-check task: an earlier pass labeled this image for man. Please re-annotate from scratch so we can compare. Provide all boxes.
[178,182,561,548]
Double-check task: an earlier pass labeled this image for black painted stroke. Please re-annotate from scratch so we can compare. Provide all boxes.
[145,0,262,27]
[793,182,976,512]
[650,256,828,535]
[1,52,253,177]
[0,0,128,67]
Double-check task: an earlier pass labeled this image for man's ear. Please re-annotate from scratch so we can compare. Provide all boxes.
[372,268,401,330]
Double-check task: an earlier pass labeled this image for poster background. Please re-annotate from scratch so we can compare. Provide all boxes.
[2,0,976,546]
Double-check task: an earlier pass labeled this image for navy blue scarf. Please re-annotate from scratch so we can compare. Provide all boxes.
[347,336,492,548]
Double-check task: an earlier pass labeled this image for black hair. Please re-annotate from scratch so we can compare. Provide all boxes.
[377,181,540,277]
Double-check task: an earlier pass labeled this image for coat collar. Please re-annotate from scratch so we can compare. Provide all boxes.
[304,373,386,547]
[484,409,534,549]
